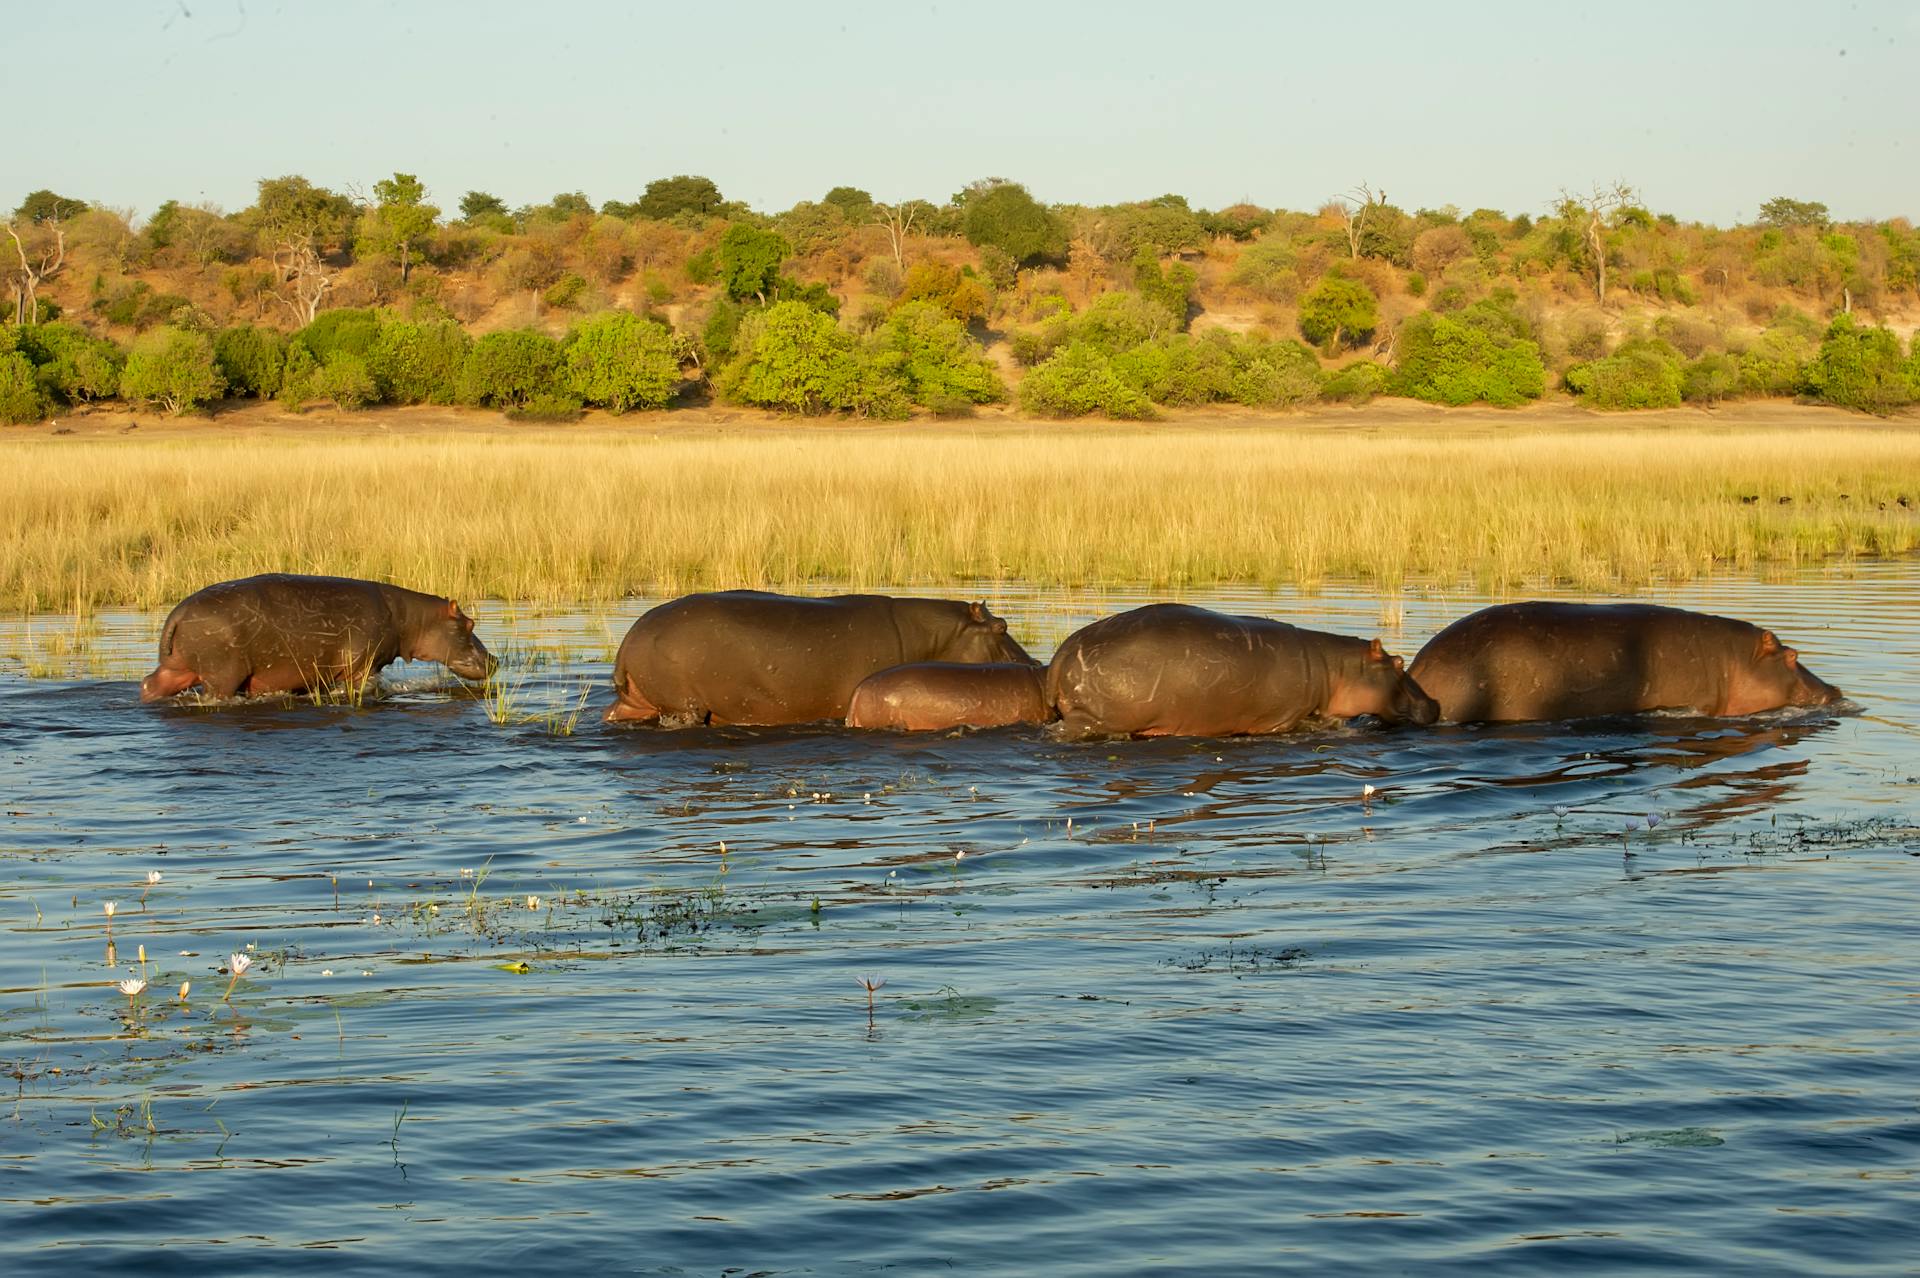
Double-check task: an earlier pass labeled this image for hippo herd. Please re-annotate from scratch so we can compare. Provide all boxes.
[137,574,1846,734]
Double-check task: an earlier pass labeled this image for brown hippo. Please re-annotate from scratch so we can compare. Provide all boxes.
[846,662,1053,731]
[604,590,1035,726]
[1407,602,1843,723]
[1046,603,1438,738]
[140,574,496,703]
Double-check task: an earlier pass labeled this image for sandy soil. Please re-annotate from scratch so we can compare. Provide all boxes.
[9,396,1913,444]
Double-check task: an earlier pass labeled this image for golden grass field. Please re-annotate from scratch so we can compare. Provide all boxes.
[3,406,1919,615]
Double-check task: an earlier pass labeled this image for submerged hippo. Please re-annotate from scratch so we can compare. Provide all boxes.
[140,574,496,702]
[1047,603,1438,738]
[1407,602,1843,723]
[846,662,1052,731]
[605,590,1035,726]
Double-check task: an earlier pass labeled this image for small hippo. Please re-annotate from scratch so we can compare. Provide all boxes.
[1407,602,1843,723]
[1047,603,1438,738]
[846,662,1053,731]
[140,574,497,702]
[605,590,1036,726]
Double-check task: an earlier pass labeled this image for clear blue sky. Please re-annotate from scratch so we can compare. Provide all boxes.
[10,0,1916,225]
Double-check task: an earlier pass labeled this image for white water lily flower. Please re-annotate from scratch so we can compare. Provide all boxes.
[102,901,117,919]
[1553,805,1570,818]
[146,870,162,886]
[229,952,253,977]
[526,895,541,910]
[117,978,147,997]
[1645,812,1663,829]
[178,981,190,1000]
[321,969,334,977]
[1363,784,1378,799]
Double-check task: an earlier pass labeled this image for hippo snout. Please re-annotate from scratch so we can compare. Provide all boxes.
[451,653,498,682]
[1407,693,1441,727]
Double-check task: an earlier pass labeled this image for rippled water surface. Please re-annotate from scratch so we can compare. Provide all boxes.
[3,570,1919,1275]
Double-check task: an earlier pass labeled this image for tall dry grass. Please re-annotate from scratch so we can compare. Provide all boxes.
[3,427,1919,612]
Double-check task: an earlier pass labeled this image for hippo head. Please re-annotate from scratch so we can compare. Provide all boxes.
[1727,629,1842,714]
[946,601,1038,666]
[1327,638,1441,726]
[416,600,498,682]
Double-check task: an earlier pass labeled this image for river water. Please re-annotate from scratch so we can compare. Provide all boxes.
[2,570,1917,1275]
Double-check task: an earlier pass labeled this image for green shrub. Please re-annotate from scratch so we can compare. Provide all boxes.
[368,317,471,405]
[93,281,191,330]
[1131,248,1197,324]
[0,351,49,423]
[19,324,123,403]
[1018,343,1155,419]
[119,326,225,415]
[505,392,585,422]
[458,329,563,409]
[717,300,906,417]
[1298,273,1378,350]
[292,308,380,363]
[1803,313,1915,414]
[1229,238,1298,301]
[1393,311,1547,407]
[1226,337,1324,408]
[1405,272,1427,297]
[1680,353,1740,404]
[214,325,287,399]
[923,390,978,419]
[1067,291,1181,356]
[543,272,588,309]
[313,352,377,410]
[1564,340,1684,409]
[1321,360,1393,404]
[867,301,1004,406]
[703,297,742,361]
[1110,334,1234,407]
[561,311,681,413]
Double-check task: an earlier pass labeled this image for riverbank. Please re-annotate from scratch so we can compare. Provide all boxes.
[4,403,1918,613]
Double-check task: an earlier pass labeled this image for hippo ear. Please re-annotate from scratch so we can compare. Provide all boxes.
[969,601,988,623]
[1783,647,1799,668]
[991,619,1008,634]
[1390,654,1405,671]
[1756,629,1781,656]
[1368,637,1386,662]
[445,600,460,619]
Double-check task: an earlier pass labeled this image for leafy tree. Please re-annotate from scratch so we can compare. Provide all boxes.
[459,191,508,222]
[716,224,791,303]
[0,349,48,423]
[1564,339,1684,409]
[1202,203,1270,241]
[1680,353,1740,404]
[1091,196,1206,263]
[1297,273,1378,350]
[458,329,563,409]
[1321,360,1392,404]
[961,180,1067,268]
[1018,343,1154,419]
[249,175,355,324]
[1803,313,1915,414]
[213,325,287,398]
[12,190,86,223]
[717,301,904,417]
[119,326,226,414]
[1393,310,1546,406]
[1131,248,1197,323]
[561,311,681,412]
[19,323,123,403]
[703,296,743,360]
[822,186,874,219]
[292,308,381,363]
[635,175,725,221]
[1757,196,1830,229]
[867,302,1004,406]
[368,316,471,404]
[1230,237,1300,301]
[360,172,439,282]
[312,352,377,410]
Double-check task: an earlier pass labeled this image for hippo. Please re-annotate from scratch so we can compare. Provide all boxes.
[1046,603,1438,738]
[139,574,497,702]
[605,590,1035,726]
[1407,602,1843,723]
[846,662,1053,731]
